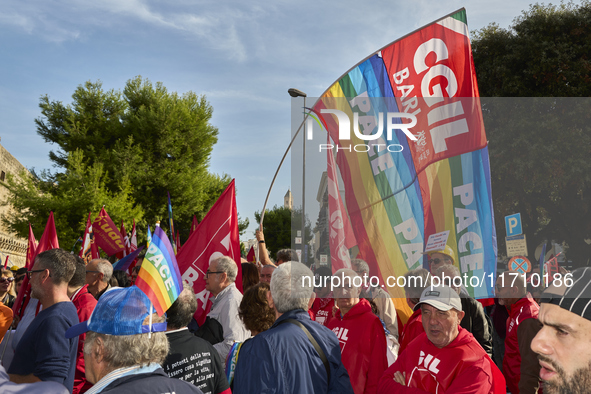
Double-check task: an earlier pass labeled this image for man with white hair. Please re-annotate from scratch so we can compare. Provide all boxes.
[233,261,354,394]
[85,259,113,300]
[436,264,493,357]
[205,256,250,361]
[351,258,399,338]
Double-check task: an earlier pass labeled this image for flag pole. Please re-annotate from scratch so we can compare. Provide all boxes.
[260,114,307,226]
[148,301,153,339]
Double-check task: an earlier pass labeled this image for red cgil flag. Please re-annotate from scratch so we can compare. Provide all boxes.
[93,207,125,256]
[176,180,242,325]
[13,212,59,317]
[246,246,256,263]
[79,212,100,264]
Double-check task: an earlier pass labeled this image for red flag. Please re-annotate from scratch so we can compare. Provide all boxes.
[327,146,356,272]
[36,211,59,253]
[175,230,181,254]
[246,246,256,263]
[116,221,130,259]
[92,207,125,256]
[79,212,100,264]
[25,223,38,269]
[3,255,9,269]
[190,215,199,234]
[13,213,59,317]
[176,180,242,325]
[126,220,139,275]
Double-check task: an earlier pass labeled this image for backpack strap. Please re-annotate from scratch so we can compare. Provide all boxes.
[277,318,331,383]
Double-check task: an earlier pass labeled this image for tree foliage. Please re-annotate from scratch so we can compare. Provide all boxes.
[3,76,232,247]
[472,2,591,265]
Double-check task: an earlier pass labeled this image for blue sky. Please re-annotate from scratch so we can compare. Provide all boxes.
[0,0,550,239]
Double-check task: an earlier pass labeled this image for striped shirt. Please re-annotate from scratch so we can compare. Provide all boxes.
[85,363,160,394]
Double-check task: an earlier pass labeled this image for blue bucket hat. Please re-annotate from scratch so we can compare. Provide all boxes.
[66,286,167,339]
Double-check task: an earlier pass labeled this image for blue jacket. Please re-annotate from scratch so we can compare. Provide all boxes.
[233,309,354,394]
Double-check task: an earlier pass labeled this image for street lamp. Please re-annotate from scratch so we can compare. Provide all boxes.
[288,88,307,263]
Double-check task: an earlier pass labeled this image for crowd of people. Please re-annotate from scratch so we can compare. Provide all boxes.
[0,235,589,394]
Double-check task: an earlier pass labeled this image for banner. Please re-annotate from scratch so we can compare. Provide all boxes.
[136,227,182,316]
[92,207,125,256]
[176,179,242,325]
[311,8,496,299]
[79,212,100,264]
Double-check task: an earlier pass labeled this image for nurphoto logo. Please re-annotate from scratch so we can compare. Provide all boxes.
[305,107,417,153]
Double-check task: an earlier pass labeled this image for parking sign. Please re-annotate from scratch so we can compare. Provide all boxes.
[505,213,522,237]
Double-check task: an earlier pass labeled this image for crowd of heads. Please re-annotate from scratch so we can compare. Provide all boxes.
[6,244,591,394]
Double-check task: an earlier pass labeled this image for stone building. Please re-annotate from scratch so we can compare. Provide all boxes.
[284,189,292,210]
[0,143,29,267]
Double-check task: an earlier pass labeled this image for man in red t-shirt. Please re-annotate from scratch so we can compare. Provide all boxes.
[68,257,97,394]
[310,267,336,327]
[398,268,431,355]
[379,286,505,393]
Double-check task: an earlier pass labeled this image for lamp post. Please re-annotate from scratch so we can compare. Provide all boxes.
[288,88,307,263]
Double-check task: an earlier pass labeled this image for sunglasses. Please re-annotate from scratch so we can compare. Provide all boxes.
[27,269,50,279]
[0,277,14,283]
[428,258,443,265]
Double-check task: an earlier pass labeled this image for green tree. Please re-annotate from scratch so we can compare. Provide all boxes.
[4,150,142,248]
[472,2,591,265]
[3,76,230,247]
[254,205,313,264]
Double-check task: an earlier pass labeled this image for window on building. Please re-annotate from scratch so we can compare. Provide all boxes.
[0,171,5,182]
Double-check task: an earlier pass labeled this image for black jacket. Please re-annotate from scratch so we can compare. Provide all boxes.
[460,296,493,357]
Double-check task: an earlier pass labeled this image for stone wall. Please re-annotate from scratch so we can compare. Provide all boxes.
[0,143,30,268]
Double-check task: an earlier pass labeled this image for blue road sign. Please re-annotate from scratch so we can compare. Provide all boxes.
[505,213,522,237]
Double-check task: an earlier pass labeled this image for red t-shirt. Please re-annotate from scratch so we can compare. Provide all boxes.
[398,309,424,355]
[310,297,336,327]
[379,328,505,394]
[327,299,388,394]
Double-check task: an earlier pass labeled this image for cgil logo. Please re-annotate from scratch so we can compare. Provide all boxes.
[305,108,417,153]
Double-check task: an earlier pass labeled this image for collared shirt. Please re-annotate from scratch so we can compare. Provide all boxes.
[208,283,250,362]
[85,363,160,394]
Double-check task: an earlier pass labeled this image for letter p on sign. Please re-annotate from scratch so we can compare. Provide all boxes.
[505,213,522,237]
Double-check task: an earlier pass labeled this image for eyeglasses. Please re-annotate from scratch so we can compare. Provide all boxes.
[205,271,224,278]
[0,277,14,283]
[428,258,443,265]
[27,269,48,279]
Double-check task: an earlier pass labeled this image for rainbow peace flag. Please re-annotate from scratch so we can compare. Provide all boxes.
[135,226,183,316]
[311,8,496,299]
